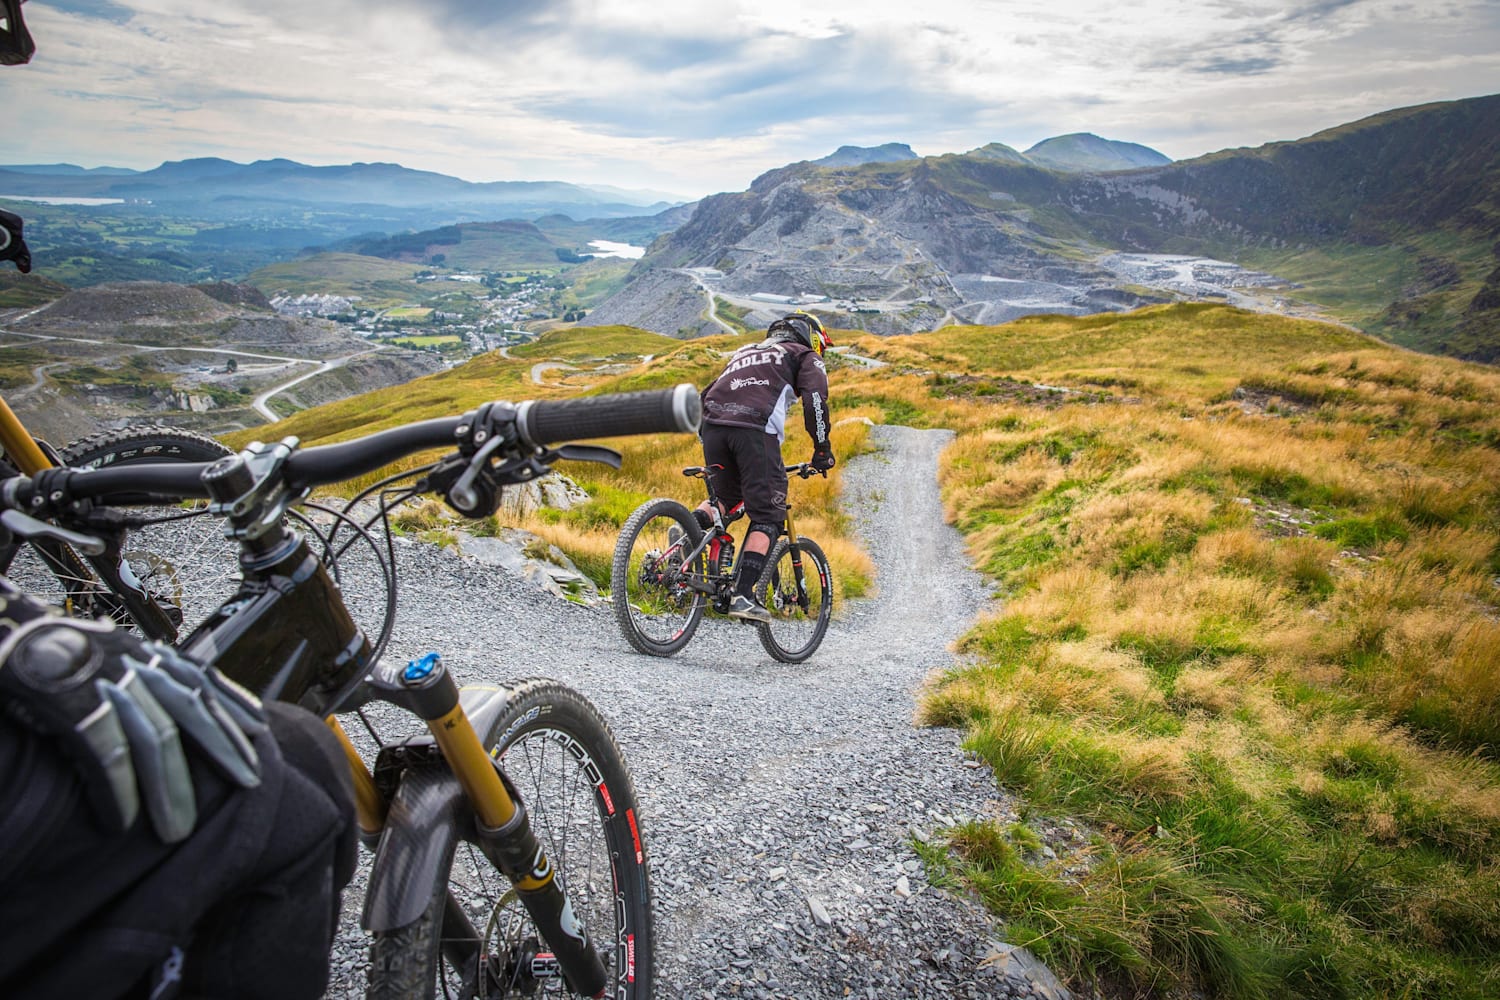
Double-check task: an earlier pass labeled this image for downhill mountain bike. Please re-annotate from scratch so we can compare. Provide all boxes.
[610,463,833,663]
[0,383,701,998]
[0,396,237,640]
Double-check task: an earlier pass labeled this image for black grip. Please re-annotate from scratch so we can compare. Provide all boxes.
[515,384,701,447]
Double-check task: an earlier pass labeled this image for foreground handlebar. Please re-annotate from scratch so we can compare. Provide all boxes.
[516,383,701,447]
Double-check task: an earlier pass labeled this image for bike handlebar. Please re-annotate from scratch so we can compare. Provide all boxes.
[7,385,702,507]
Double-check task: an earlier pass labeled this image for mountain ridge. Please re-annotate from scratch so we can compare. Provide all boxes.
[583,94,1500,360]
[0,158,686,220]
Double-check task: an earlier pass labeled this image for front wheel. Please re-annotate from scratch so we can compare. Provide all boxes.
[756,537,833,663]
[367,679,653,999]
[610,498,706,657]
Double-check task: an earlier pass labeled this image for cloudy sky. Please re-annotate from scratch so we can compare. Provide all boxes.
[4,0,1497,200]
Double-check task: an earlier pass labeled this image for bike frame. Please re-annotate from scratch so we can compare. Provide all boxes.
[169,452,611,995]
[0,396,50,474]
[673,463,813,605]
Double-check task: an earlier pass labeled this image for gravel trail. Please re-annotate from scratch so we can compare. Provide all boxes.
[324,425,1055,998]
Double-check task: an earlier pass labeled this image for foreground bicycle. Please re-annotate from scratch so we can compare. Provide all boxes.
[611,463,833,663]
[0,396,236,640]
[1,384,702,997]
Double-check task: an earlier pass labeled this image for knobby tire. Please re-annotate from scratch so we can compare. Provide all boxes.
[755,536,833,663]
[367,679,653,999]
[610,498,706,657]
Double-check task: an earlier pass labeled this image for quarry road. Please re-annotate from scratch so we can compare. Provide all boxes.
[674,267,737,335]
[0,319,393,425]
[250,348,380,421]
[321,424,1071,999]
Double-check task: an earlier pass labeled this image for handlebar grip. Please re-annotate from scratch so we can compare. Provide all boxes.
[515,384,701,448]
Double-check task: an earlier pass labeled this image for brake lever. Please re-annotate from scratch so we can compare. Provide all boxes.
[553,444,622,469]
[0,508,107,555]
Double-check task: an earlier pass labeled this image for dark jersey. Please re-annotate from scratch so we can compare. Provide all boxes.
[701,338,830,446]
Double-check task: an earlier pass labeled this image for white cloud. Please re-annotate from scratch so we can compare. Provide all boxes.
[4,0,1497,196]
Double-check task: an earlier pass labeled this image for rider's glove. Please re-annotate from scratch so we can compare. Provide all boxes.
[811,443,836,472]
[0,583,266,842]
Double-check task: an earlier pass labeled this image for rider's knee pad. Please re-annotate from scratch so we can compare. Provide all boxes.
[748,520,782,540]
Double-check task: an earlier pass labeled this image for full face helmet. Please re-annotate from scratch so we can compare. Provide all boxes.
[768,312,832,356]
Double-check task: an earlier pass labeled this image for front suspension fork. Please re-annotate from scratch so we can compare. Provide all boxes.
[400,654,609,998]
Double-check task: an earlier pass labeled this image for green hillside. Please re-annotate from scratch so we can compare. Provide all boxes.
[338,220,563,270]
[1051,96,1500,359]
[850,305,1500,1000]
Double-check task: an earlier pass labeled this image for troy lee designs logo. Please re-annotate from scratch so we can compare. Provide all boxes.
[730,376,771,391]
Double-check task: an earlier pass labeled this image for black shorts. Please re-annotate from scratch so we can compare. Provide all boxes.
[700,422,788,527]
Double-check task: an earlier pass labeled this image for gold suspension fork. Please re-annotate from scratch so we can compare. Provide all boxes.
[399,653,609,995]
[0,396,52,474]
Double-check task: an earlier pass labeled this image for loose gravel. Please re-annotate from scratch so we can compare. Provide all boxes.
[318,424,1067,998]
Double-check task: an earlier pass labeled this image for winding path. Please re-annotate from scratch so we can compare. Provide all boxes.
[334,425,1047,998]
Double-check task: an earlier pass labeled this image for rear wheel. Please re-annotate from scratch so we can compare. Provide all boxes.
[0,426,237,640]
[610,498,707,657]
[367,679,653,999]
[756,537,833,663]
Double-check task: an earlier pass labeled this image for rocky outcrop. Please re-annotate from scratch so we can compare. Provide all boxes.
[576,269,723,339]
[587,95,1500,355]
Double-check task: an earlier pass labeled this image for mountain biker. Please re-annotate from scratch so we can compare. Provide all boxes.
[0,578,358,998]
[696,311,834,622]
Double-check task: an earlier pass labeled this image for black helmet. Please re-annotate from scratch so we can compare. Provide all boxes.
[767,312,832,356]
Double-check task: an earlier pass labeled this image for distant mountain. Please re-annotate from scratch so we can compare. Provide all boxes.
[0,163,140,176]
[805,135,1171,174]
[585,94,1500,360]
[580,183,692,206]
[0,158,685,220]
[813,144,920,167]
[328,201,688,270]
[1023,133,1172,172]
[965,142,1030,165]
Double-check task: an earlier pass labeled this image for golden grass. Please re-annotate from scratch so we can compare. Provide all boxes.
[891,303,1500,996]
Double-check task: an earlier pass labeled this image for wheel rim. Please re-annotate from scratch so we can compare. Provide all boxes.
[761,543,830,658]
[449,726,629,998]
[617,513,701,649]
